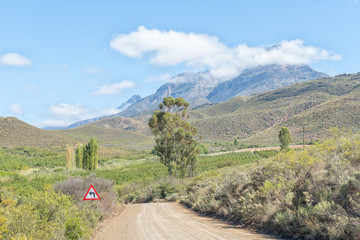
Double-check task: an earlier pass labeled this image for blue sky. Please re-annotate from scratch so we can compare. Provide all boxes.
[1,0,359,128]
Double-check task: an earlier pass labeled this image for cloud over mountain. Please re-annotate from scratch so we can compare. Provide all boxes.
[92,80,135,95]
[111,26,341,79]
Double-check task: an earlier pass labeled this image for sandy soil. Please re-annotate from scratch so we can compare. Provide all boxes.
[93,202,278,240]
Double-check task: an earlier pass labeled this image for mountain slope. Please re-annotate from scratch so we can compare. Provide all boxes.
[117,94,142,112]
[90,115,151,136]
[243,91,360,146]
[207,65,328,102]
[191,72,360,144]
[118,72,222,117]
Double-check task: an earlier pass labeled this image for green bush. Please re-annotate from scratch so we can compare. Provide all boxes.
[65,217,86,240]
[0,187,96,239]
[198,144,209,154]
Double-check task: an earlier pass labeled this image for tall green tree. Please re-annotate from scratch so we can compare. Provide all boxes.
[82,138,98,170]
[75,144,83,169]
[149,97,198,177]
[279,127,292,151]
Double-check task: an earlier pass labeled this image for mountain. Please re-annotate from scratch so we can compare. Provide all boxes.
[207,65,328,103]
[89,115,151,136]
[119,65,327,117]
[119,72,221,117]
[191,72,360,145]
[117,94,141,112]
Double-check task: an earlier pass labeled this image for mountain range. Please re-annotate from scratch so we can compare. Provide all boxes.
[68,64,327,127]
[1,72,360,148]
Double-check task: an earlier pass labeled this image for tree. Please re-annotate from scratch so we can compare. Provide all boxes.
[234,138,239,146]
[149,97,198,177]
[65,144,75,171]
[279,127,292,151]
[82,138,98,170]
[75,144,83,169]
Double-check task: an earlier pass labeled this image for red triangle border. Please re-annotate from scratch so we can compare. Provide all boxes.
[83,184,101,200]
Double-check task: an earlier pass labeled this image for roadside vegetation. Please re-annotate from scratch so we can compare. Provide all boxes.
[1,102,359,239]
[180,129,360,239]
[0,137,264,239]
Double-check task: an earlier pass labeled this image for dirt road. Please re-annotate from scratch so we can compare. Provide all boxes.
[207,144,306,156]
[93,202,277,240]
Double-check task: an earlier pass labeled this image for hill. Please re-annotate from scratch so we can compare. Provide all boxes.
[89,115,151,136]
[0,117,71,147]
[191,72,360,145]
[3,73,360,149]
[0,117,153,149]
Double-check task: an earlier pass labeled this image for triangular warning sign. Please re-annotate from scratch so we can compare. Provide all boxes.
[83,185,101,200]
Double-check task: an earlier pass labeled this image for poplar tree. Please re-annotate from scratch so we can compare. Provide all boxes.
[149,97,199,177]
[279,127,292,151]
[82,138,98,170]
[82,145,89,170]
[75,144,83,169]
[65,144,75,171]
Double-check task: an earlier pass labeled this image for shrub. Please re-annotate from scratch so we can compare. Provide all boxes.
[0,187,96,240]
[53,174,118,219]
[65,217,86,240]
[53,174,116,202]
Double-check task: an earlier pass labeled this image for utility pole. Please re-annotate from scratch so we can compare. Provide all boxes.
[303,125,305,151]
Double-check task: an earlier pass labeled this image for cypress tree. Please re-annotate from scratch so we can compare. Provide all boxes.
[82,138,98,170]
[75,144,83,169]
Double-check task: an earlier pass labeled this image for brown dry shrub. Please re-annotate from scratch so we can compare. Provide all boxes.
[53,174,118,219]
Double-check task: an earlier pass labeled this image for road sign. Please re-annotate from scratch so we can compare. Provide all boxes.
[83,184,101,200]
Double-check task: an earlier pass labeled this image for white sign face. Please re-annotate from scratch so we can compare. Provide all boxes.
[83,185,100,200]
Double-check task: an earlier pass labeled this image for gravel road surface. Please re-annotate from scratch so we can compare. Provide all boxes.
[93,202,278,240]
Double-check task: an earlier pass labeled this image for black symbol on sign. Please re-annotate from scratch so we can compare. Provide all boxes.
[89,191,95,198]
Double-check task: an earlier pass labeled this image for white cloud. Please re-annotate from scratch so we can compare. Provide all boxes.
[62,64,69,69]
[111,26,341,79]
[86,66,101,74]
[145,73,172,82]
[92,80,135,95]
[39,103,120,127]
[0,53,32,66]
[10,102,23,115]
